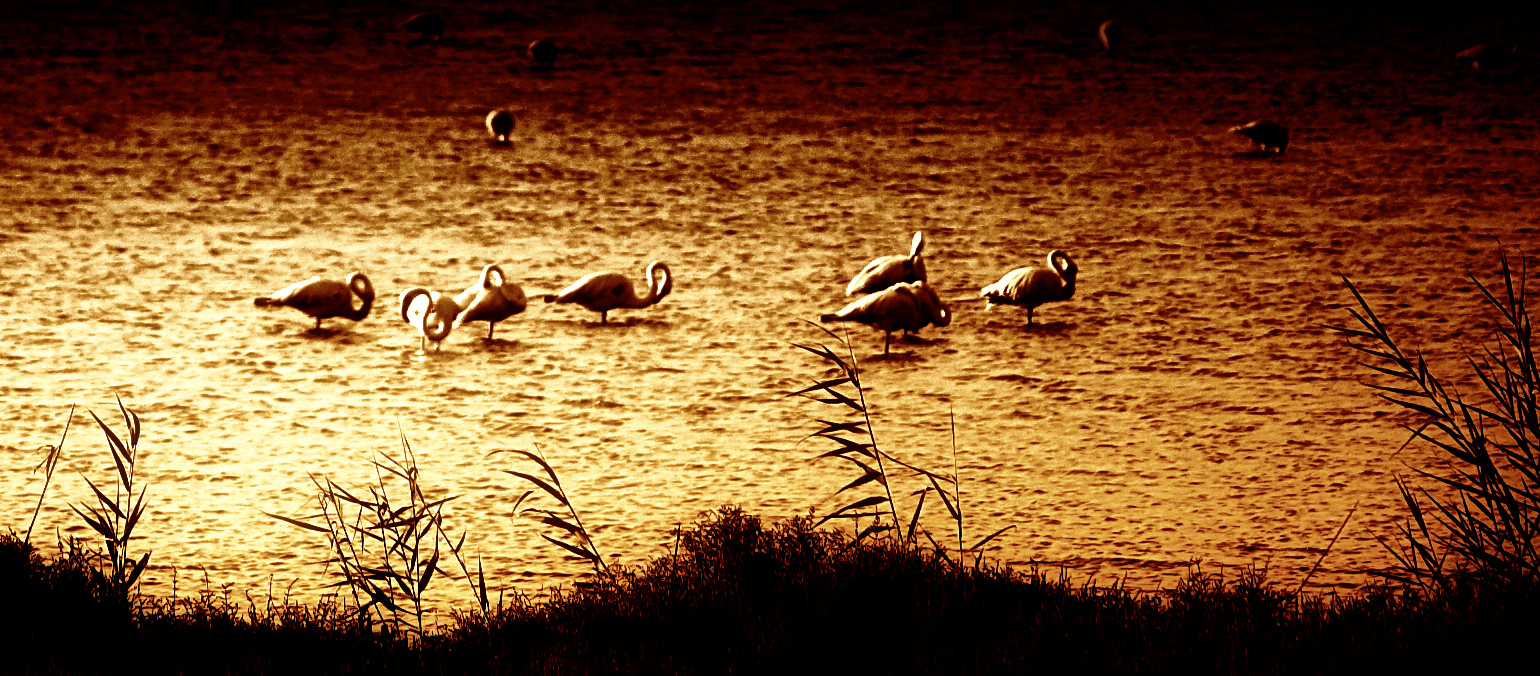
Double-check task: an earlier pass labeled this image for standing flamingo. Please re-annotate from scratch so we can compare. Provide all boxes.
[820,280,951,355]
[542,261,672,324]
[486,110,515,143]
[400,287,461,351]
[454,264,527,340]
[846,231,927,296]
[980,250,1078,326]
[254,272,374,330]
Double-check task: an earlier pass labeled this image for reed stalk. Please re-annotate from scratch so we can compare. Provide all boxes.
[1331,250,1540,590]
[68,395,151,602]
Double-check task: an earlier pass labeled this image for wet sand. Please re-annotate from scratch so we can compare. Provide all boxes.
[2,0,1538,611]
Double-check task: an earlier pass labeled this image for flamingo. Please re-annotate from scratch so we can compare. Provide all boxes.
[454,264,527,340]
[542,261,673,324]
[254,272,374,330]
[1456,20,1520,73]
[1229,120,1289,155]
[846,231,927,296]
[820,280,951,355]
[400,287,461,351]
[486,110,515,143]
[980,250,1078,326]
[528,39,558,69]
[1098,19,1122,51]
[403,13,445,41]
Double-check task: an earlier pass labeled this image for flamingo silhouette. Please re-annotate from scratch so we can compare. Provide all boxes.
[821,280,951,355]
[542,261,672,324]
[528,39,558,69]
[846,231,927,296]
[486,110,515,143]
[454,264,527,340]
[403,13,445,41]
[1098,19,1123,51]
[1229,120,1289,155]
[400,287,461,351]
[254,272,374,330]
[980,250,1078,326]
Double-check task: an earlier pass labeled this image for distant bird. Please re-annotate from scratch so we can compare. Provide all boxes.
[454,264,527,340]
[485,110,515,143]
[403,13,446,41]
[980,250,1078,326]
[254,272,374,330]
[1098,19,1123,51]
[1456,20,1520,73]
[1229,120,1289,155]
[820,280,951,355]
[528,39,558,69]
[400,287,461,351]
[543,261,673,324]
[846,231,927,296]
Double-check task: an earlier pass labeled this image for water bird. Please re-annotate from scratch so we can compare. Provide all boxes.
[403,13,445,41]
[846,230,927,296]
[1456,20,1520,73]
[980,250,1078,326]
[543,261,673,324]
[1229,120,1289,155]
[820,280,951,355]
[486,110,515,143]
[528,39,558,69]
[454,264,527,340]
[1099,19,1123,51]
[400,287,462,351]
[254,273,374,330]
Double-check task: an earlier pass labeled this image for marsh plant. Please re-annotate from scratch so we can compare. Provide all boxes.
[793,325,1012,566]
[1334,251,1540,590]
[67,397,153,603]
[494,445,608,575]
[268,430,488,639]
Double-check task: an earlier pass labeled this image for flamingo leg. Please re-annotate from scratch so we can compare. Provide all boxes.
[601,311,608,324]
[487,323,495,340]
[884,331,892,355]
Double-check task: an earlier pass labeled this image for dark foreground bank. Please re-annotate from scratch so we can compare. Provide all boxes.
[4,507,1536,675]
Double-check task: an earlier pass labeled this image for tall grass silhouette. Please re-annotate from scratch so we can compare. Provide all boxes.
[69,396,153,603]
[267,429,486,638]
[493,444,608,576]
[1332,251,1540,590]
[793,325,1013,564]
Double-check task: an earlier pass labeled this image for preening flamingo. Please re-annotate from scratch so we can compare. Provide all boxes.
[820,280,951,355]
[542,261,672,324]
[454,264,527,340]
[980,250,1078,326]
[846,230,927,296]
[254,272,374,330]
[400,287,462,351]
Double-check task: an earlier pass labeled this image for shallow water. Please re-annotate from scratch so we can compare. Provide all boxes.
[3,0,1539,616]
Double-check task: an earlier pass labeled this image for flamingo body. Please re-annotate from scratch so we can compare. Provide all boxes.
[403,13,445,41]
[981,250,1077,325]
[486,110,515,143]
[821,280,951,355]
[400,287,461,351]
[543,261,673,324]
[454,264,527,340]
[254,272,374,330]
[1099,19,1123,51]
[528,39,558,68]
[846,230,927,296]
[1229,120,1289,155]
